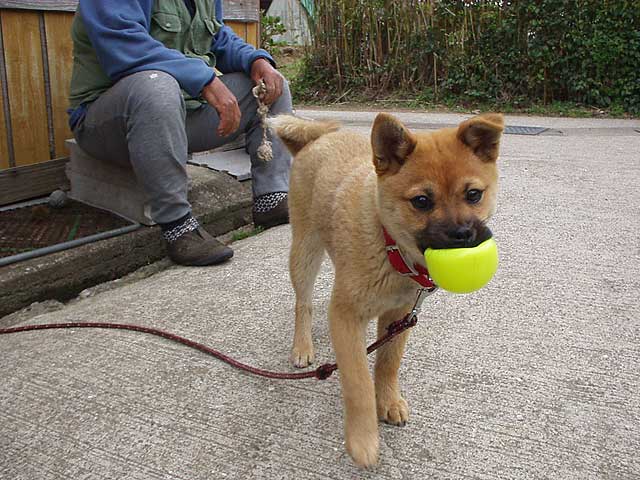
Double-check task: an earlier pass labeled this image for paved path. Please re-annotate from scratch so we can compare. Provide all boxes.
[2,111,639,479]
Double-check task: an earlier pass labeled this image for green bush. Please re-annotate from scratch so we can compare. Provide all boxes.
[300,0,640,114]
[261,14,287,55]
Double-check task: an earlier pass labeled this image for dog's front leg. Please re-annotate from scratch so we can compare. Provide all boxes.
[329,297,378,468]
[375,307,412,426]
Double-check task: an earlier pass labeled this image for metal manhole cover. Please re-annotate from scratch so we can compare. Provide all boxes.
[504,125,549,135]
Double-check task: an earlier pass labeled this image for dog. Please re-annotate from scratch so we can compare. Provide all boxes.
[272,112,504,467]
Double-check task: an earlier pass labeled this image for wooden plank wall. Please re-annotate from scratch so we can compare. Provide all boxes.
[45,11,75,159]
[2,10,51,167]
[0,58,8,170]
[0,0,259,15]
[225,0,260,46]
[0,8,75,170]
[228,21,259,48]
[0,1,77,11]
[0,0,260,191]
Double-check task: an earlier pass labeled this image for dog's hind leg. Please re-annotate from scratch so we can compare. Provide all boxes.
[374,307,412,426]
[289,230,324,368]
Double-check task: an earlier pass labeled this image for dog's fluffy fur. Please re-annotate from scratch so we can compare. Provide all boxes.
[272,113,504,467]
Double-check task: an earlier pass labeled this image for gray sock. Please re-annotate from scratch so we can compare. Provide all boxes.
[162,216,199,243]
[254,192,287,213]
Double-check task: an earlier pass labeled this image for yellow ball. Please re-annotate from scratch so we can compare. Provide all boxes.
[424,238,499,293]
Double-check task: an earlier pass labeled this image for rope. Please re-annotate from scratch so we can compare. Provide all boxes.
[0,314,418,381]
[252,80,273,162]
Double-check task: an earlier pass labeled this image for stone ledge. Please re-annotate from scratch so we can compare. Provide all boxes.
[0,165,252,321]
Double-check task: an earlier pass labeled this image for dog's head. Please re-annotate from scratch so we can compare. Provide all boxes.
[372,113,504,258]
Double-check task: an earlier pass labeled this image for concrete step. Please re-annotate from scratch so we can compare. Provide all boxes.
[65,137,252,226]
[65,139,154,225]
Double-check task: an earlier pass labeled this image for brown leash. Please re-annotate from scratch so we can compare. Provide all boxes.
[0,288,436,381]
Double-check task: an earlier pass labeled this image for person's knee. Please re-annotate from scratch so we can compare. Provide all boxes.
[128,70,185,116]
[281,77,291,98]
[271,77,293,115]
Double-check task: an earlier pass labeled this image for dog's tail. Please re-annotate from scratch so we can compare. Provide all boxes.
[269,115,340,156]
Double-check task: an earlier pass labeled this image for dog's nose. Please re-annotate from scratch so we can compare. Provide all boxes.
[448,225,476,246]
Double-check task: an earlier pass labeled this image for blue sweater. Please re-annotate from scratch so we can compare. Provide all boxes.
[69,0,273,128]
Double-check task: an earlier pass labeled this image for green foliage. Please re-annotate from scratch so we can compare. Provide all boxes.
[231,226,263,242]
[300,0,640,115]
[260,13,288,55]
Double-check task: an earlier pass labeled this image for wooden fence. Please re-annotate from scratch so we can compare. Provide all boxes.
[0,0,259,205]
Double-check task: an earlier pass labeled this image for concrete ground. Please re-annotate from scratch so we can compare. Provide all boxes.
[1,110,639,479]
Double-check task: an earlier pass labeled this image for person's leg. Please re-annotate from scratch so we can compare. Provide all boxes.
[186,72,293,228]
[72,70,233,265]
[74,70,191,224]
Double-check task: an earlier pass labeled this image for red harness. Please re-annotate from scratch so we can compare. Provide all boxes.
[383,228,436,289]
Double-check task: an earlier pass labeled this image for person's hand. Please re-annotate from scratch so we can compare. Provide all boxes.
[250,58,284,105]
[201,77,241,137]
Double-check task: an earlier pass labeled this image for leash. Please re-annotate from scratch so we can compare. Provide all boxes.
[1,230,437,381]
[0,288,436,381]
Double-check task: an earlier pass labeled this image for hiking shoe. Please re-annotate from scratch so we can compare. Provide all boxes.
[253,193,289,230]
[166,226,233,266]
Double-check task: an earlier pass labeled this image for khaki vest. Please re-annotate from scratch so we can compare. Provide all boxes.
[69,0,221,109]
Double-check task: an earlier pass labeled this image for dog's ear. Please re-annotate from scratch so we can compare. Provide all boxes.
[457,113,505,162]
[371,113,417,175]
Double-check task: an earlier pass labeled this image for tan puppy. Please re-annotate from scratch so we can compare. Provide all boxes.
[272,113,504,467]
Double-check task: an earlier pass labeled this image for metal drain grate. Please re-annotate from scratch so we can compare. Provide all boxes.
[504,125,549,135]
[0,200,133,259]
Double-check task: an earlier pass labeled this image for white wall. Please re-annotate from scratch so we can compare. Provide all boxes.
[266,0,311,45]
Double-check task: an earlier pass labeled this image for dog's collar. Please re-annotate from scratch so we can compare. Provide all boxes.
[383,228,436,289]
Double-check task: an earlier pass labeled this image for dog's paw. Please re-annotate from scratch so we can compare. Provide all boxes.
[377,396,409,427]
[290,344,315,368]
[346,431,379,468]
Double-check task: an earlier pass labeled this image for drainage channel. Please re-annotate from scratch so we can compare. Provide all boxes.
[0,197,141,268]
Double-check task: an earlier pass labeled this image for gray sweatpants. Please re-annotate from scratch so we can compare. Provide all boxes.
[72,71,293,224]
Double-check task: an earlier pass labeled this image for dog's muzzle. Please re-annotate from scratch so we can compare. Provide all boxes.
[418,220,492,250]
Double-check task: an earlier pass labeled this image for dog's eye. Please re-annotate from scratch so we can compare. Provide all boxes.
[466,189,483,204]
[410,195,433,211]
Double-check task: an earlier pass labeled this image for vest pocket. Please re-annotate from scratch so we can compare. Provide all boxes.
[152,12,182,32]
[152,12,182,49]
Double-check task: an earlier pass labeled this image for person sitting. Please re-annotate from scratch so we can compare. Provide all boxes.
[68,0,292,266]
